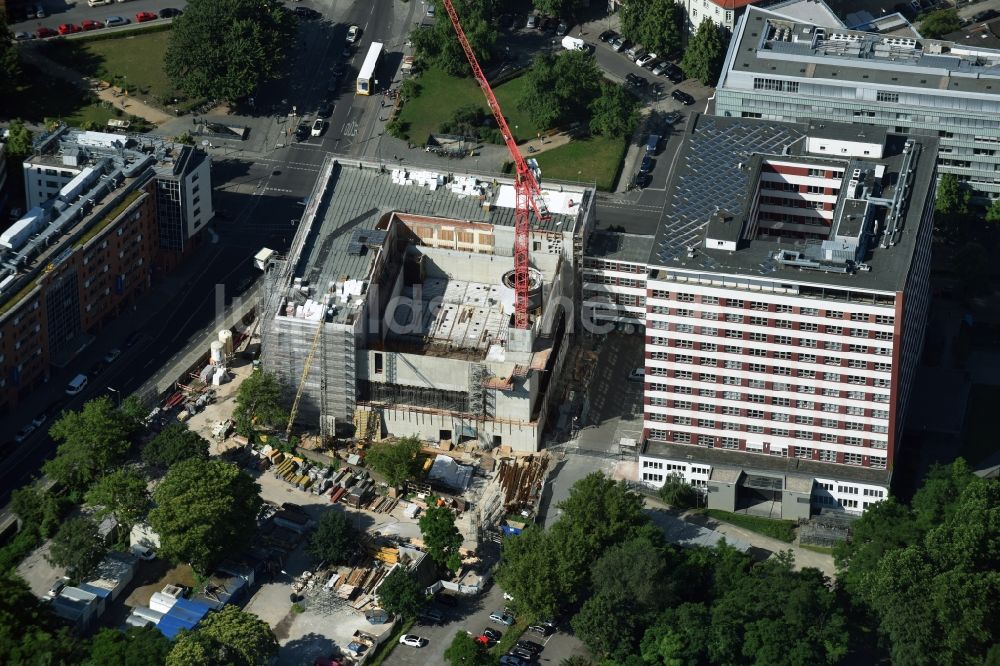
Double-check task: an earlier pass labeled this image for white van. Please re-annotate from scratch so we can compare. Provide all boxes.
[65,374,88,396]
[561,35,587,52]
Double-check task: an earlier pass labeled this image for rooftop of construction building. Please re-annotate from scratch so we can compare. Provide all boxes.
[649,114,937,293]
[279,160,592,327]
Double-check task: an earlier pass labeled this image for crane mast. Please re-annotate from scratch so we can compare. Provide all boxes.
[440,0,549,330]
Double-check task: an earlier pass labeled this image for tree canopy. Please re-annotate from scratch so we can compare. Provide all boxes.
[589,84,639,138]
[148,458,261,573]
[169,606,278,666]
[10,485,66,538]
[986,198,1000,224]
[84,626,172,666]
[657,476,699,510]
[419,503,464,572]
[47,516,106,581]
[0,573,79,664]
[142,423,210,470]
[935,173,969,216]
[532,0,589,21]
[3,120,33,161]
[681,19,728,86]
[376,566,425,619]
[233,370,287,440]
[519,51,603,131]
[0,17,20,112]
[307,510,358,564]
[444,630,492,666]
[919,9,961,39]
[164,0,296,102]
[411,0,497,77]
[364,436,423,488]
[620,0,685,58]
[85,468,150,542]
[44,396,137,495]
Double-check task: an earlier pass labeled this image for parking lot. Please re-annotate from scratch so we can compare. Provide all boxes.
[384,583,588,666]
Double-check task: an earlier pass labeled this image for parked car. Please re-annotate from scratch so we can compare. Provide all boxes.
[509,647,535,661]
[500,656,529,666]
[135,11,157,22]
[46,577,68,599]
[317,102,334,118]
[662,111,682,127]
[398,635,428,648]
[515,640,543,655]
[636,171,652,189]
[556,20,569,35]
[672,89,695,105]
[628,367,645,381]
[610,36,627,52]
[528,623,554,636]
[104,16,128,27]
[665,63,685,83]
[65,373,88,395]
[88,0,113,6]
[474,634,497,647]
[293,6,320,19]
[625,73,646,88]
[14,31,33,40]
[31,413,48,428]
[158,8,182,19]
[483,627,502,641]
[639,154,653,174]
[636,52,657,68]
[14,424,36,443]
[425,3,435,17]
[526,14,537,29]
[490,611,515,626]
[57,24,80,35]
[35,5,46,19]
[295,121,311,141]
[81,19,103,30]
[599,29,617,42]
[311,118,325,137]
[130,545,155,561]
[103,348,122,363]
[651,61,669,76]
[346,24,360,43]
[625,45,644,61]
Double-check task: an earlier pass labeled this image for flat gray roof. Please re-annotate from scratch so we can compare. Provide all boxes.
[644,439,891,486]
[728,6,1000,97]
[584,231,655,264]
[651,115,937,293]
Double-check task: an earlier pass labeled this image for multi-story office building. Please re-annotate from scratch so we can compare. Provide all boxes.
[23,127,212,263]
[0,128,211,414]
[581,231,651,329]
[715,5,1000,200]
[581,115,936,517]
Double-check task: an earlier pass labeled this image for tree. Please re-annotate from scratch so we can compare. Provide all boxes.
[681,19,728,87]
[148,458,261,573]
[589,84,639,138]
[44,396,135,495]
[47,516,106,580]
[935,173,970,216]
[85,469,150,542]
[165,632,218,666]
[496,526,571,619]
[640,603,711,666]
[4,120,32,161]
[10,485,65,538]
[307,510,358,564]
[620,0,685,57]
[376,566,425,619]
[0,17,20,110]
[411,0,497,77]
[986,198,1000,224]
[556,473,647,555]
[164,0,296,102]
[118,395,149,432]
[419,502,463,571]
[142,423,210,470]
[444,630,492,666]
[520,51,602,131]
[532,0,589,21]
[833,497,919,597]
[364,436,423,488]
[656,476,699,510]
[0,573,79,664]
[233,370,287,441]
[84,626,172,666]
[919,9,961,39]
[193,606,278,666]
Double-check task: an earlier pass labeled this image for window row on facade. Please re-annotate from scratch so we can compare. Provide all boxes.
[644,410,889,437]
[645,293,895,324]
[646,393,889,419]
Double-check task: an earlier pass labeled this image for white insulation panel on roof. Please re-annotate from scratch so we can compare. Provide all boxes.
[495,184,583,217]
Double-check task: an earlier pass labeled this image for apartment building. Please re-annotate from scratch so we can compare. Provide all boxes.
[23,127,212,264]
[715,6,1000,201]
[680,0,762,33]
[581,115,936,517]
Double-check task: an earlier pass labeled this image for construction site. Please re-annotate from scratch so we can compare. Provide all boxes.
[257,159,597,452]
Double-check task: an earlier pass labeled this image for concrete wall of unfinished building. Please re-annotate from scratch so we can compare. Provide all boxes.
[376,406,541,452]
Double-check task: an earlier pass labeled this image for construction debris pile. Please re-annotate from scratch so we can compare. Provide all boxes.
[497,454,549,513]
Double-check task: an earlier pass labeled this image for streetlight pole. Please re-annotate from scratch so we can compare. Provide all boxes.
[108,387,121,407]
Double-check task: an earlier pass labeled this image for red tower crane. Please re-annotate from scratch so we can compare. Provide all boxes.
[441,0,549,330]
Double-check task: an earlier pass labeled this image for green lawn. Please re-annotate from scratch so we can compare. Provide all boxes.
[396,67,542,144]
[533,134,628,191]
[705,509,797,543]
[5,62,125,128]
[959,383,1000,465]
[43,29,179,104]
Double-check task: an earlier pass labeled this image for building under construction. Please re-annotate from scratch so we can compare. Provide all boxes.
[258,158,595,451]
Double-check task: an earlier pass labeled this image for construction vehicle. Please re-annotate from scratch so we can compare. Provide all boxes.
[441,0,549,330]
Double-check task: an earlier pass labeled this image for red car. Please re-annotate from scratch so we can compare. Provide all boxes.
[81,19,103,30]
[135,11,157,23]
[57,23,80,35]
[35,26,57,38]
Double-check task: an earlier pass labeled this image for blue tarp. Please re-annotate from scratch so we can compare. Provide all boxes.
[501,525,523,536]
[156,598,213,639]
